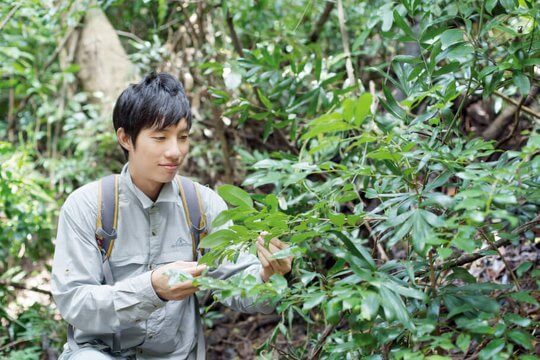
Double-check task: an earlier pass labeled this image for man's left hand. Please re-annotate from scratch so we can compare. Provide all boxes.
[256,235,292,282]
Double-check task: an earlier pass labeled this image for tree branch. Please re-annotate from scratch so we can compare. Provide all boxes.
[435,215,540,272]
[337,0,355,88]
[309,315,346,359]
[482,86,539,142]
[226,10,244,57]
[493,89,540,120]
[0,4,20,32]
[308,2,335,43]
[0,281,52,296]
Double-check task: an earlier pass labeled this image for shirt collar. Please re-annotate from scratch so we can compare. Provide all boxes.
[120,163,179,209]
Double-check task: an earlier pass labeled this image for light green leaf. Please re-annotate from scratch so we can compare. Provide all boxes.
[513,73,530,96]
[257,88,273,109]
[504,313,531,327]
[440,29,464,50]
[217,184,253,208]
[200,229,236,248]
[303,292,326,310]
[354,93,373,126]
[393,10,414,39]
[360,292,380,320]
[456,333,471,353]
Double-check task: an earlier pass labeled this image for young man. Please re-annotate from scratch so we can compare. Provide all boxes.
[52,73,292,359]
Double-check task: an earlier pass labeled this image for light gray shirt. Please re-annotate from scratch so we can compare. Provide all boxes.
[51,164,274,359]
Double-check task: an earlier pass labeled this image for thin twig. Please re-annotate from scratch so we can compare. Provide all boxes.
[337,0,355,89]
[309,315,346,359]
[433,215,540,272]
[116,30,145,44]
[493,90,540,119]
[0,4,20,32]
[0,281,52,296]
[478,229,520,290]
[308,2,335,43]
[496,94,526,147]
[226,9,244,57]
[0,337,32,352]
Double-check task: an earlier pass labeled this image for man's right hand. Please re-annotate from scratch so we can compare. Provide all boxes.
[151,261,207,301]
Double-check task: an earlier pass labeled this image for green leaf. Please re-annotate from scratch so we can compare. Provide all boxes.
[456,333,471,353]
[329,213,346,227]
[257,88,273,110]
[478,339,505,360]
[217,184,253,208]
[354,93,373,126]
[504,313,531,327]
[271,245,302,260]
[303,292,326,310]
[486,0,498,13]
[380,285,411,326]
[446,44,474,62]
[508,330,533,350]
[199,229,236,248]
[360,292,380,320]
[393,10,415,39]
[440,29,464,50]
[515,261,532,278]
[513,73,530,96]
[510,291,539,306]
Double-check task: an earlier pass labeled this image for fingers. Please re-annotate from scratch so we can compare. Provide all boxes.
[257,242,279,274]
[188,264,208,277]
[269,237,287,250]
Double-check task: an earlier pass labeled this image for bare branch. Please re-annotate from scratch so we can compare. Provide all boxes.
[337,0,355,89]
[493,89,540,120]
[435,215,540,272]
[0,281,52,296]
[309,2,335,43]
[0,4,21,32]
[226,10,244,57]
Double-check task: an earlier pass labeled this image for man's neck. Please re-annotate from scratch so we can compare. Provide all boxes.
[128,164,163,202]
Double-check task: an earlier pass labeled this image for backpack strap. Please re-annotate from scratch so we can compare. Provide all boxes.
[175,175,208,360]
[176,176,208,260]
[95,174,119,264]
[68,174,122,354]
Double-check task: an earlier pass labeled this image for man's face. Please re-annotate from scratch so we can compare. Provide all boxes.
[121,118,190,186]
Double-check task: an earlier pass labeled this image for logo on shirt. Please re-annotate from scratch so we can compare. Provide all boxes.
[173,236,191,247]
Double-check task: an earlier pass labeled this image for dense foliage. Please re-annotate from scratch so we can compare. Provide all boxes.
[1,0,538,358]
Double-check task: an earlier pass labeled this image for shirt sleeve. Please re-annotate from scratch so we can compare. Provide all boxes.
[198,184,275,314]
[51,189,166,333]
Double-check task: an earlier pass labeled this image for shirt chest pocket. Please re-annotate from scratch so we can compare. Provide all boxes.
[155,249,195,265]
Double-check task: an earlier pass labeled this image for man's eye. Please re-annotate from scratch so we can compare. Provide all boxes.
[154,137,166,141]
[179,135,189,141]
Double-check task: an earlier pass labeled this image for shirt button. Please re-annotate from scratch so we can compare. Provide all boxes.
[152,231,157,236]
[149,264,156,270]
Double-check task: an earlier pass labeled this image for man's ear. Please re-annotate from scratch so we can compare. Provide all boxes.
[116,128,133,152]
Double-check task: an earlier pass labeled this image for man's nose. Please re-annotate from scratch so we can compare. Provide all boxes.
[164,138,181,159]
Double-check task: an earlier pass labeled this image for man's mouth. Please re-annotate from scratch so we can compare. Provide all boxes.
[160,164,178,170]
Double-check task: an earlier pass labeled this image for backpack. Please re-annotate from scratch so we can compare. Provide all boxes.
[68,174,208,358]
[96,174,207,263]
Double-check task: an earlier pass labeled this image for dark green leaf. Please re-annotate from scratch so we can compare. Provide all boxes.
[478,339,505,360]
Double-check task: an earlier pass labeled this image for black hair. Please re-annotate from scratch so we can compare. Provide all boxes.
[112,72,192,159]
